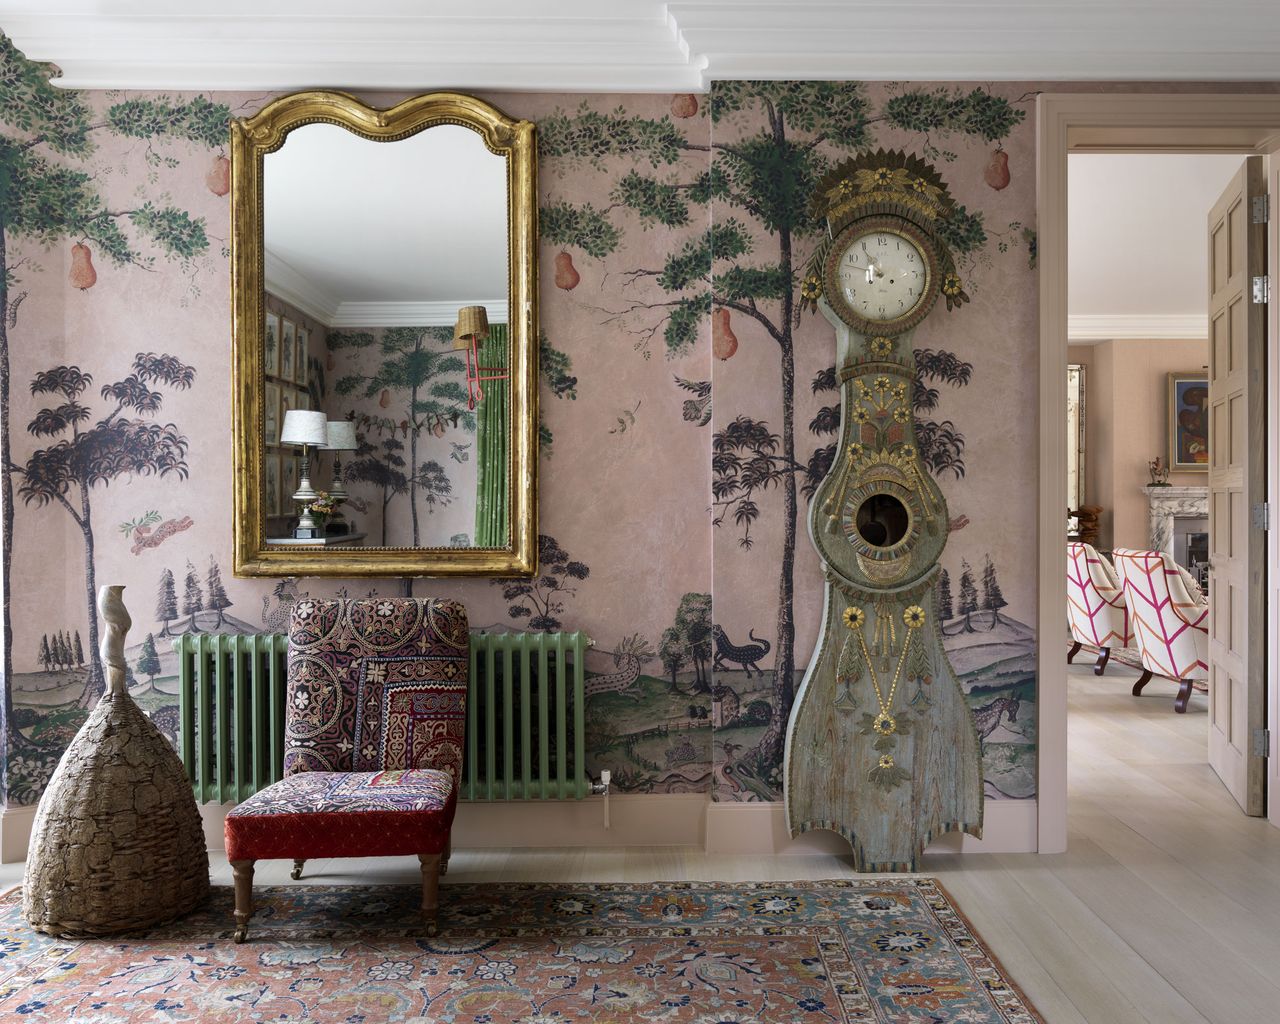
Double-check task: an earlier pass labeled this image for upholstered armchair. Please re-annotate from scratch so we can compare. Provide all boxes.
[224,598,469,942]
[1066,542,1132,674]
[1112,548,1209,713]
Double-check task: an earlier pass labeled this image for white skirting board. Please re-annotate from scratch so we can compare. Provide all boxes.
[2,794,1035,862]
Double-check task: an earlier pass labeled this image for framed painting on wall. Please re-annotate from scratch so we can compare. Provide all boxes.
[280,318,295,381]
[264,382,280,444]
[264,453,280,519]
[282,456,298,512]
[1168,372,1209,470]
[295,326,309,385]
[264,312,280,377]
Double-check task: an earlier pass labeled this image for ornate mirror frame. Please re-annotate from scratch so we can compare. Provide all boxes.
[230,91,538,578]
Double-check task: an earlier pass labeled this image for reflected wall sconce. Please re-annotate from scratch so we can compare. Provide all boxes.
[453,304,508,409]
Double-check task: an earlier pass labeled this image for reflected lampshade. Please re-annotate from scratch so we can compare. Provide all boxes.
[453,305,490,350]
[280,409,328,447]
[324,420,358,452]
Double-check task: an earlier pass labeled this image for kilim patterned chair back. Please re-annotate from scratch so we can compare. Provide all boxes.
[1112,548,1209,712]
[1066,542,1132,675]
[284,598,470,783]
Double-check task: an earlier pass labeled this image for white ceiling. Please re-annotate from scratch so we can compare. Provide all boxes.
[5,1,1280,90]
[264,122,508,326]
[1067,153,1245,337]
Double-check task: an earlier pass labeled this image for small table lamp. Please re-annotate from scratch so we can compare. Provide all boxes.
[280,409,328,503]
[324,420,359,534]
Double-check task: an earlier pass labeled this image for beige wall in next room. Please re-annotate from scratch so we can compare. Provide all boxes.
[1070,338,1209,551]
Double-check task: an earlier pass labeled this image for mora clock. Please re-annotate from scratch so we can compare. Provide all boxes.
[783,151,983,871]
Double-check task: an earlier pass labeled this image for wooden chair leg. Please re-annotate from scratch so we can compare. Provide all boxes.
[1131,669,1153,696]
[1174,677,1194,714]
[1094,647,1111,675]
[231,859,255,943]
[440,836,451,876]
[418,853,441,936]
[1068,640,1082,663]
[291,859,306,880]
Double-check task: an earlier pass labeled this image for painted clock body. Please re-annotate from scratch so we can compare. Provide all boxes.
[783,153,983,872]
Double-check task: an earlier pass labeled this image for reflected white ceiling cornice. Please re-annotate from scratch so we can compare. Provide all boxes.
[4,1,1280,91]
[1067,315,1208,342]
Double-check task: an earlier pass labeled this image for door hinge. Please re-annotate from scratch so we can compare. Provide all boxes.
[1252,501,1270,530]
[1251,194,1270,223]
[1253,276,1270,304]
[1252,727,1270,758]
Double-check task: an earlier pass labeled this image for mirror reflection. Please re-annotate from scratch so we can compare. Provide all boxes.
[260,122,509,550]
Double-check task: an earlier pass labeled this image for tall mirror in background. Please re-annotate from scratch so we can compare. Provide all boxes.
[231,92,537,577]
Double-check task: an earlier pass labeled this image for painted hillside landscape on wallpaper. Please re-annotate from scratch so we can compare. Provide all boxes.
[538,83,1038,801]
[0,28,1038,817]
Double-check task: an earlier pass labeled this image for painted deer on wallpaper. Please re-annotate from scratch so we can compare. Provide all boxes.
[584,633,654,700]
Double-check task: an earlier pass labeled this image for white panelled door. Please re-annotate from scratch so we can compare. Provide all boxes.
[1206,158,1267,816]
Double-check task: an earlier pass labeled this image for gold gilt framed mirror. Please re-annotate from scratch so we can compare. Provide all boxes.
[231,91,537,577]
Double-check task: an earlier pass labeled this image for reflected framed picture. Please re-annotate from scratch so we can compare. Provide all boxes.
[264,454,280,519]
[294,387,309,412]
[1168,372,1209,471]
[264,312,280,377]
[280,318,295,381]
[264,382,280,444]
[280,387,295,421]
[282,456,298,510]
[295,326,309,385]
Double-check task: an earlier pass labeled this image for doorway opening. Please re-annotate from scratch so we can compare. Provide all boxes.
[1036,94,1280,850]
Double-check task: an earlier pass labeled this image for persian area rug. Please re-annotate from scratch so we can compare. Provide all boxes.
[0,879,1042,1022]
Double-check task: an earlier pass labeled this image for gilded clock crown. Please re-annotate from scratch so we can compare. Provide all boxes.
[813,149,955,232]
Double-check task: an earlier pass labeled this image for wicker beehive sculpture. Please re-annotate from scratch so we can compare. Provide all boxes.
[23,585,209,936]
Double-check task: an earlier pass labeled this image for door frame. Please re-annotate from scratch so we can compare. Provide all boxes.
[1036,93,1280,852]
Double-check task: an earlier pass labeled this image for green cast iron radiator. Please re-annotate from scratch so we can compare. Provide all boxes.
[173,631,592,804]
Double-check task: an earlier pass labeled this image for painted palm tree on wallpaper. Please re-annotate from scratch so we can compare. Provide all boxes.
[540,82,1024,781]
[18,354,194,706]
[330,327,473,545]
[0,37,228,752]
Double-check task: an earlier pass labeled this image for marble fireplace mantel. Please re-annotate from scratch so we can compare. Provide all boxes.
[1144,484,1208,555]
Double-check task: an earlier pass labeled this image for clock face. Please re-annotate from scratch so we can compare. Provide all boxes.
[821,217,939,336]
[836,229,927,323]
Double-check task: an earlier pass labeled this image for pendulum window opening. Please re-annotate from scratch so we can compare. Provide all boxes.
[856,493,909,547]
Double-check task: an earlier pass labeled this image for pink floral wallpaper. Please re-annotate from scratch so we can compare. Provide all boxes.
[0,34,1039,809]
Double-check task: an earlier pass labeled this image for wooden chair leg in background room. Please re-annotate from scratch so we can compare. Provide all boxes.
[1068,640,1082,663]
[1131,670,1153,696]
[440,836,451,876]
[231,860,255,944]
[1094,647,1111,675]
[419,853,441,936]
[1173,677,1194,714]
[291,859,306,880]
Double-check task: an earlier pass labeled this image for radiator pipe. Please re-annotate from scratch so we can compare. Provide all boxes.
[591,769,611,830]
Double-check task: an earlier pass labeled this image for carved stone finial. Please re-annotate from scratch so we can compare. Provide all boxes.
[98,585,132,697]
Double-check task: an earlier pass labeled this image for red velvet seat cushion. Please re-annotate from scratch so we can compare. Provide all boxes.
[224,769,456,862]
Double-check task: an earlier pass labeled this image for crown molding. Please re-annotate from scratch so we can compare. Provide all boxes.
[263,249,341,325]
[6,2,1280,91]
[1067,314,1208,342]
[329,300,509,328]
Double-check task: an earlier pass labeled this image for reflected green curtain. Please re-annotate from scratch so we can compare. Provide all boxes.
[474,322,509,547]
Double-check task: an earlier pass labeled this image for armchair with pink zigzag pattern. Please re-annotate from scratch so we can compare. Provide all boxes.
[1066,542,1132,675]
[1112,548,1209,714]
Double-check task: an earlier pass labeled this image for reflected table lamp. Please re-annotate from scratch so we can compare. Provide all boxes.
[324,419,358,535]
[280,409,328,539]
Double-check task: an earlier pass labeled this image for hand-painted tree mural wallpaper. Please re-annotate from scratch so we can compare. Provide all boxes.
[0,31,1039,814]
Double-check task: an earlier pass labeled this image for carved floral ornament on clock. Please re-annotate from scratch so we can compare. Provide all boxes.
[784,150,984,873]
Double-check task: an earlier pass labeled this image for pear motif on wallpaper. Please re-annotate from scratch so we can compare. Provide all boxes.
[984,147,1010,191]
[554,250,580,290]
[712,307,738,361]
[205,155,231,196]
[670,94,699,118]
[379,388,392,409]
[69,243,97,290]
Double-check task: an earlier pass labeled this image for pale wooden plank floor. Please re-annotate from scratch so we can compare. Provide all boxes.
[5,660,1276,1022]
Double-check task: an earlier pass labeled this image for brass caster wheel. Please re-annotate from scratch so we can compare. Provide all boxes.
[290,861,304,881]
[425,920,439,937]
[233,927,247,944]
